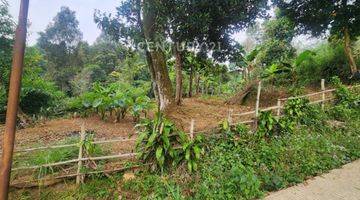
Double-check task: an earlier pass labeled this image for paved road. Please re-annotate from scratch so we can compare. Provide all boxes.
[265,160,360,200]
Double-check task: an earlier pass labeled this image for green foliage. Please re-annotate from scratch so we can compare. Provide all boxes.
[123,174,184,199]
[69,82,152,122]
[275,0,360,39]
[136,113,204,173]
[331,77,359,107]
[0,86,6,122]
[196,164,263,200]
[295,43,350,85]
[328,77,360,121]
[283,98,310,121]
[0,0,14,88]
[37,6,84,94]
[181,135,204,173]
[255,17,296,67]
[136,113,185,172]
[257,111,278,137]
[19,48,65,115]
[196,105,360,198]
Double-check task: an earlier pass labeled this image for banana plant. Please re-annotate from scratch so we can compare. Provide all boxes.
[131,95,152,122]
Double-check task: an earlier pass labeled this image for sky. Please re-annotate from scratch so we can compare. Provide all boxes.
[8,0,252,46]
[8,0,122,45]
[8,0,321,49]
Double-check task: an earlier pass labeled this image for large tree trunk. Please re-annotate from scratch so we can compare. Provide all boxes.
[150,51,174,110]
[143,0,174,111]
[174,47,183,105]
[145,51,159,105]
[188,65,194,97]
[344,27,358,75]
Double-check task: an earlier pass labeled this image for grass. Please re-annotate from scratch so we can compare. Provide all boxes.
[11,132,107,180]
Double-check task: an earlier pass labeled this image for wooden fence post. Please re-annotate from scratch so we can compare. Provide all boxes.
[277,99,281,116]
[190,119,195,140]
[76,123,86,185]
[227,109,233,125]
[255,81,262,118]
[321,79,325,109]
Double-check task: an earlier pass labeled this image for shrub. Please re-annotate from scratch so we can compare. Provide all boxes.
[69,82,152,122]
[295,43,350,85]
[136,113,204,173]
[196,164,263,200]
[0,86,6,122]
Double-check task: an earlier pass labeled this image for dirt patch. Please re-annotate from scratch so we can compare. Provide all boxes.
[1,97,255,150]
[166,97,253,132]
[0,115,136,149]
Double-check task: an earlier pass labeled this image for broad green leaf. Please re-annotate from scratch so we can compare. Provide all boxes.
[156,147,163,162]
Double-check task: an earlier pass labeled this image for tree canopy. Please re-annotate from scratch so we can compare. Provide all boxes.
[274,0,360,75]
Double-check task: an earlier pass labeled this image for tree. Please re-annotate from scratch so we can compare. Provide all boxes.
[274,0,360,76]
[0,0,15,88]
[95,0,268,110]
[90,34,127,74]
[95,0,174,111]
[37,6,83,94]
[255,16,296,66]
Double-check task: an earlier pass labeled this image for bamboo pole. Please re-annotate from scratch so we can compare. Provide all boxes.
[76,124,86,185]
[190,119,195,140]
[12,153,138,171]
[277,99,281,116]
[0,137,137,155]
[227,109,233,124]
[321,79,325,109]
[0,0,29,199]
[255,81,262,117]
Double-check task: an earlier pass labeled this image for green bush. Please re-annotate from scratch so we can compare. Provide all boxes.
[197,164,263,200]
[136,113,204,173]
[0,86,6,122]
[196,106,360,198]
[69,82,152,122]
[295,43,350,85]
[20,75,65,115]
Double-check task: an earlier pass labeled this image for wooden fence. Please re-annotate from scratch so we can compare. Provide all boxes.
[6,80,360,186]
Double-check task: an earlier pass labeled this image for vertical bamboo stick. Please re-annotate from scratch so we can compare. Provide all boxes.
[255,81,262,118]
[277,99,281,116]
[76,124,86,185]
[228,109,233,125]
[190,119,195,140]
[321,79,325,109]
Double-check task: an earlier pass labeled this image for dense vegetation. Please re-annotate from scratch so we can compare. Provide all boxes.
[2,0,360,199]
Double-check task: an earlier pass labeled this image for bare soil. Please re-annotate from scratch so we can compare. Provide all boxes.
[0,97,255,150]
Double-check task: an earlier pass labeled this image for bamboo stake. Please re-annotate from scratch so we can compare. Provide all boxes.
[227,109,233,124]
[76,124,86,185]
[255,81,262,117]
[277,99,281,116]
[321,79,325,109]
[190,119,195,140]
